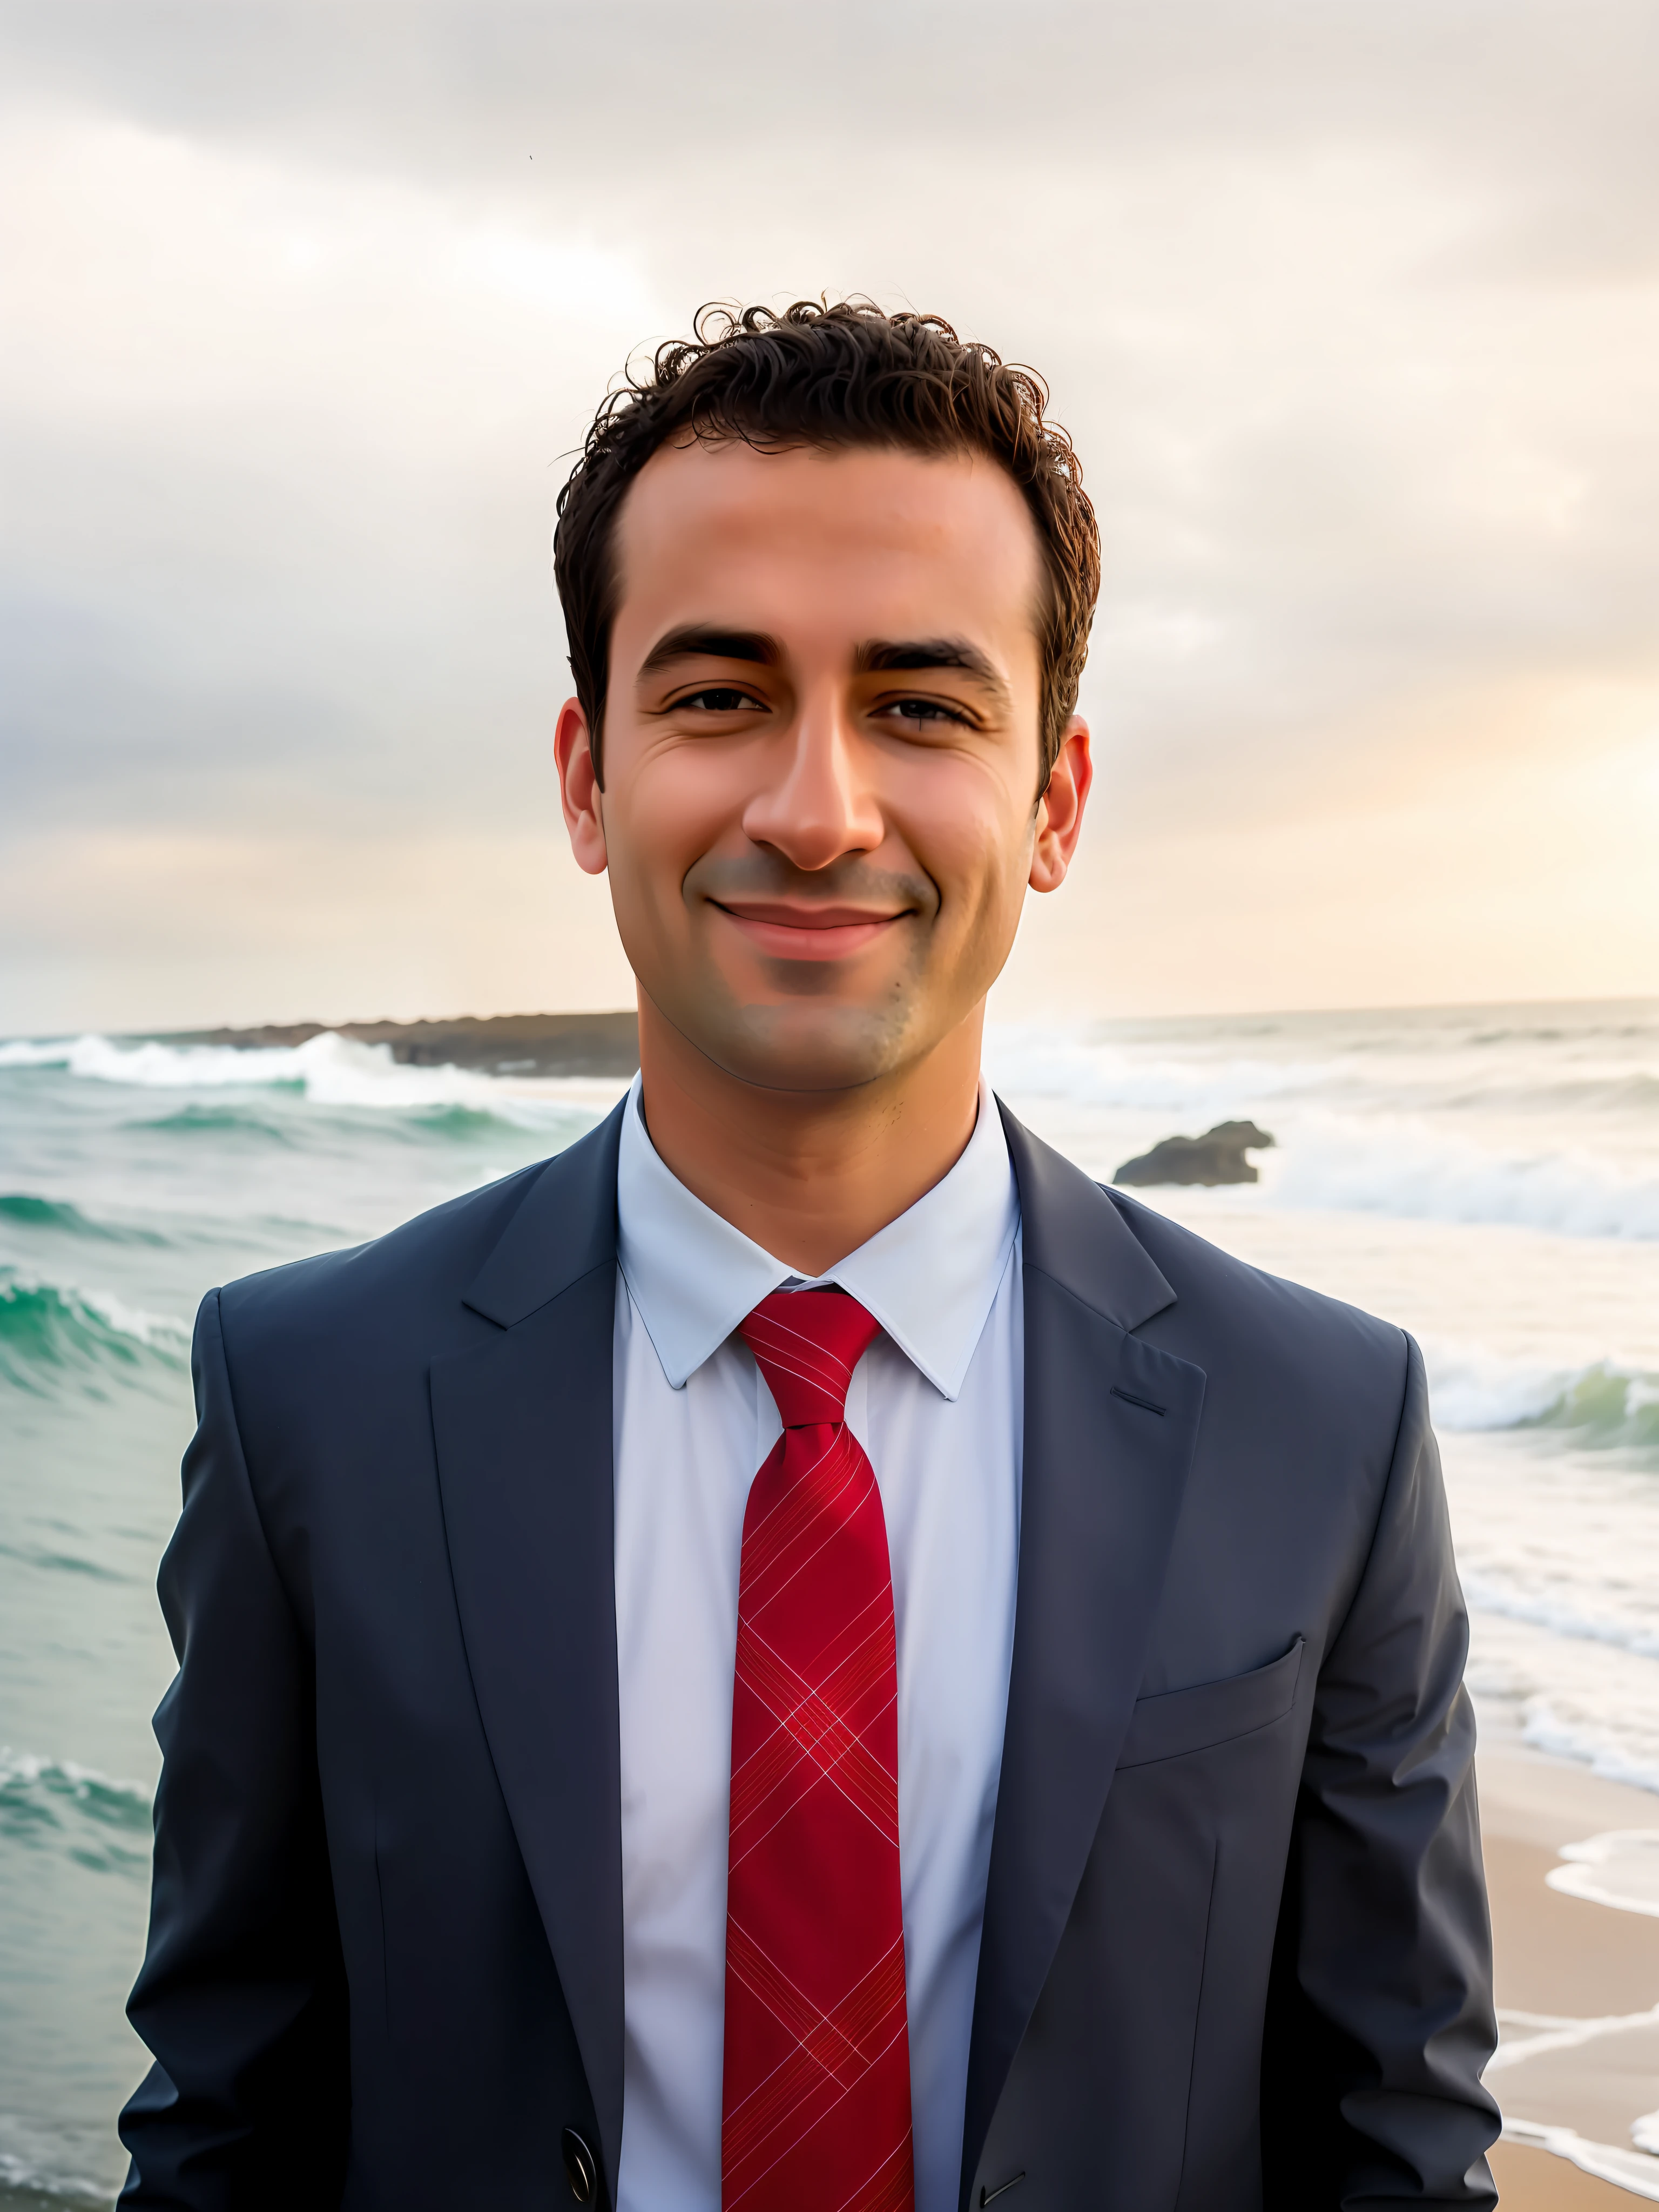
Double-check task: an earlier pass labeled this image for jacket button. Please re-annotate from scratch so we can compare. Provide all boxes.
[561,2127,597,2204]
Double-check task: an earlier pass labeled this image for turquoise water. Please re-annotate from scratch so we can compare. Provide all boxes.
[2,1002,1656,2199]
[0,1041,609,2202]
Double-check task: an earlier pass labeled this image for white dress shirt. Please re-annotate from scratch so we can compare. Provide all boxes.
[612,1076,1023,2212]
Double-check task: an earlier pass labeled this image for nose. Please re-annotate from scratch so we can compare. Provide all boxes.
[740,687,885,872]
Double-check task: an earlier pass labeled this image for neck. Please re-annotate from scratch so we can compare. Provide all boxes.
[635,1001,985,1276]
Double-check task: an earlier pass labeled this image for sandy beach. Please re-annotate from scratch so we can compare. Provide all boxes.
[1481,1740,1659,2203]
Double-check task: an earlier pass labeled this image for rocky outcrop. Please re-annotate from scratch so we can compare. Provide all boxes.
[1114,1121,1275,1188]
[156,1011,640,1077]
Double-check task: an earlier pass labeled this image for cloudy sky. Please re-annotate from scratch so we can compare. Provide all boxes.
[3,0,1656,1032]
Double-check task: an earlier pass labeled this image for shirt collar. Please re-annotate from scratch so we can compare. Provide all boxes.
[615,1073,1019,1400]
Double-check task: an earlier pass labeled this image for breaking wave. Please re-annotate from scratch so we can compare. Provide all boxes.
[0,1271,189,1393]
[987,1013,1659,1243]
[1427,1343,1659,1459]
[2,1030,621,1130]
[0,1746,153,1878]
[1268,1120,1659,1243]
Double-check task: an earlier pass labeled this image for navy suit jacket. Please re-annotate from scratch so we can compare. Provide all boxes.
[120,1100,1499,2210]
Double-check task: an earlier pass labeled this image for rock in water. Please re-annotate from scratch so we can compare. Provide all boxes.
[1114,1121,1276,1188]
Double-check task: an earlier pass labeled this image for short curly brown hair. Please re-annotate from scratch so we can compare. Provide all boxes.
[553,299,1100,791]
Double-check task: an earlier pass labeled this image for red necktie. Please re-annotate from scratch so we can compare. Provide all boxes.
[721,1289,915,2212]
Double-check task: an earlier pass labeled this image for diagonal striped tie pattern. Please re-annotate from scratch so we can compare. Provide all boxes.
[722,1289,915,2212]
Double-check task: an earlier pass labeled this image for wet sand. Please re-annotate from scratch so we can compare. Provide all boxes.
[1481,1743,1659,2201]
[1493,2142,1655,2206]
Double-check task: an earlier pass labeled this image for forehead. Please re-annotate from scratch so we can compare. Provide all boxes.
[610,439,1044,661]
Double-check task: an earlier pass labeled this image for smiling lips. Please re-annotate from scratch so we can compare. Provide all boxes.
[712,899,907,961]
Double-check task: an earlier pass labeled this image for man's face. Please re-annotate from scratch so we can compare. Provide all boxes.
[559,437,1089,1095]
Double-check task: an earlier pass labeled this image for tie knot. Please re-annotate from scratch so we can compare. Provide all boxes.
[738,1287,881,1427]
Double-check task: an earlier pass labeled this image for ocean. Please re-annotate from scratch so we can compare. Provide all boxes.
[2,999,1655,2202]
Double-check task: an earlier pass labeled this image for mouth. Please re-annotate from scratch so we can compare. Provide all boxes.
[710,898,909,962]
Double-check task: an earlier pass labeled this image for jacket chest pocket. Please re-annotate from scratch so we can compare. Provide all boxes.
[1118,1637,1306,1770]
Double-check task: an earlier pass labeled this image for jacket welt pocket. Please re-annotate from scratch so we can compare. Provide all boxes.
[1117,1637,1306,1769]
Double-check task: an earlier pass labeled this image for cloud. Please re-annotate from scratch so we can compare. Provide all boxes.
[2,0,1656,1028]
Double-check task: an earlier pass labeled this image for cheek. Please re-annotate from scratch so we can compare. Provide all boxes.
[606,751,733,903]
[893,758,1030,914]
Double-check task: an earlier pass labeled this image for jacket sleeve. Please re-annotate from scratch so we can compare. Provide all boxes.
[119,1288,348,2209]
[1262,1332,1501,2209]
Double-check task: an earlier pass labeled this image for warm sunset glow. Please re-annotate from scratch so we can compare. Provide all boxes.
[2,4,1655,1028]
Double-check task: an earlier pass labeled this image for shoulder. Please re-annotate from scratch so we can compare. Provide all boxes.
[1104,1183,1404,1364]
[1002,1097,1408,1428]
[211,1096,624,1387]
[213,1158,547,1366]
[1103,1183,1410,1437]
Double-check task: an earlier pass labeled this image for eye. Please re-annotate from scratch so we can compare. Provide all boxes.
[677,684,768,713]
[876,696,973,727]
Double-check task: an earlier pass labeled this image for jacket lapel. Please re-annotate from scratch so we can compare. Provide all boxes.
[429,1102,628,2195]
[961,1107,1208,2202]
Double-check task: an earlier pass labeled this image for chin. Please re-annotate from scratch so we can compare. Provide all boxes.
[700,997,927,1096]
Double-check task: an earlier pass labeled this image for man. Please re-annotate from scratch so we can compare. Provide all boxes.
[120,301,1499,2210]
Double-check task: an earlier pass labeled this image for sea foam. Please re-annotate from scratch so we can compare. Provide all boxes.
[986,1013,1659,1243]
[1547,1831,1659,1918]
[0,1030,626,1124]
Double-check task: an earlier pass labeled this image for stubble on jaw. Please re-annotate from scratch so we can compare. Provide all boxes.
[652,941,933,1098]
[653,853,936,1095]
[646,859,1017,1101]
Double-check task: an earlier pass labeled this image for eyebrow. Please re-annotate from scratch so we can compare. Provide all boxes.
[855,636,1010,706]
[636,624,1011,710]
[637,625,781,678]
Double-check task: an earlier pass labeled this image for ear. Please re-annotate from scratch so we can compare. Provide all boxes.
[1029,718,1092,893]
[556,697,608,876]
